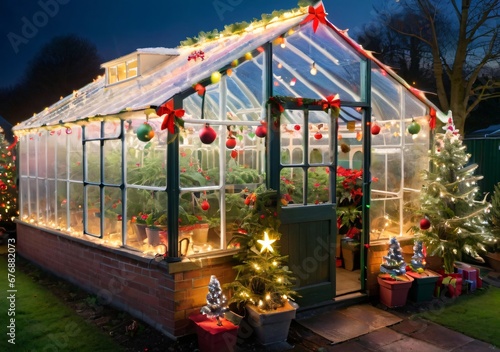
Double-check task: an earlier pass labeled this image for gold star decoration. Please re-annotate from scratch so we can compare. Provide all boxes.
[257,231,276,253]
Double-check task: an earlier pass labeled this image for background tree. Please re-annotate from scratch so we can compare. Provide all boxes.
[0,35,102,125]
[357,0,500,134]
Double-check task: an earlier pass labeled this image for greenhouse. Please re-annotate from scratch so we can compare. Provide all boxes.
[13,2,441,337]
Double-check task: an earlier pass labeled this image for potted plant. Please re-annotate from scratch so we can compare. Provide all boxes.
[225,186,298,346]
[377,237,414,308]
[405,240,441,302]
[189,275,238,352]
[336,166,365,270]
[145,211,167,247]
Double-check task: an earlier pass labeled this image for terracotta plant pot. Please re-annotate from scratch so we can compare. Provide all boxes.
[406,270,441,302]
[189,313,238,352]
[377,274,414,308]
[245,301,298,345]
[133,223,148,242]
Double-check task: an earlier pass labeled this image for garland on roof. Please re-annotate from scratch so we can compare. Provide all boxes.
[179,7,308,47]
[267,94,340,125]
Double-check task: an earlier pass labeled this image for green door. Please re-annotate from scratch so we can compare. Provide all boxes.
[280,205,337,306]
[276,108,338,307]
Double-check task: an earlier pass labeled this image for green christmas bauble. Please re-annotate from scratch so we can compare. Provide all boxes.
[136,122,155,142]
[408,121,421,135]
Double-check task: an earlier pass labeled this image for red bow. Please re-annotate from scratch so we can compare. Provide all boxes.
[320,94,341,117]
[157,101,185,134]
[301,4,327,33]
[429,108,436,130]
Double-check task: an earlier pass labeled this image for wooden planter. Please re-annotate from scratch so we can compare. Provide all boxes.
[189,314,238,352]
[245,301,297,346]
[406,270,441,302]
[377,274,414,308]
[485,252,500,272]
[341,241,360,271]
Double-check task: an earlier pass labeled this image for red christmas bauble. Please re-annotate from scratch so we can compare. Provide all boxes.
[294,125,301,131]
[199,124,217,144]
[226,137,237,149]
[420,218,431,230]
[255,124,267,138]
[371,124,381,135]
[230,150,238,159]
[201,200,210,211]
[314,132,322,140]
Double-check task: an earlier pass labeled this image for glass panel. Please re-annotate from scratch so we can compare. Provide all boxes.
[69,182,83,232]
[103,187,122,243]
[179,123,220,188]
[28,135,37,177]
[57,180,68,230]
[85,122,101,140]
[19,136,28,176]
[108,66,117,84]
[38,132,47,178]
[405,89,427,119]
[20,178,30,220]
[281,120,303,165]
[307,167,330,204]
[68,128,83,181]
[103,120,121,139]
[180,190,221,254]
[37,179,45,224]
[127,188,158,250]
[371,148,402,194]
[117,62,126,81]
[46,179,56,227]
[104,139,122,185]
[86,185,100,236]
[46,131,56,179]
[372,68,401,123]
[86,141,101,184]
[280,167,304,205]
[272,23,362,101]
[127,59,138,78]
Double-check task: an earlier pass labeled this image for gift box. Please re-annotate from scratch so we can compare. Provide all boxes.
[463,279,477,293]
[456,267,477,284]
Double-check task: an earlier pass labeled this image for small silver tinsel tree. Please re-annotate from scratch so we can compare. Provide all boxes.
[380,237,407,276]
[410,240,426,271]
[200,275,228,326]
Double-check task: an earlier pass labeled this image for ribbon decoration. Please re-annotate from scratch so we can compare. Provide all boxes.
[301,3,327,33]
[319,94,341,117]
[429,107,436,130]
[157,100,185,134]
[7,136,18,151]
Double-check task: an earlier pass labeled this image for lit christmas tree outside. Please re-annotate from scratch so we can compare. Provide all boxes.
[0,128,17,227]
[413,116,495,273]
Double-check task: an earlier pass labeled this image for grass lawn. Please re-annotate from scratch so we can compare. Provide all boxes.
[0,254,124,351]
[420,286,500,347]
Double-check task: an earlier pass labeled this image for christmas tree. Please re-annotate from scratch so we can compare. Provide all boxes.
[409,240,425,271]
[200,275,228,326]
[413,116,494,274]
[487,182,500,251]
[380,237,407,276]
[0,128,17,227]
[225,186,297,311]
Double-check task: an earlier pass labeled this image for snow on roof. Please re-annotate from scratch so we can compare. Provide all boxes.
[136,47,180,55]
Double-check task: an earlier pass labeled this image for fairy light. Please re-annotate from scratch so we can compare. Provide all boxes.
[265,294,271,300]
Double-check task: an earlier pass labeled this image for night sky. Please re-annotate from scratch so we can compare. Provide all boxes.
[0,0,377,88]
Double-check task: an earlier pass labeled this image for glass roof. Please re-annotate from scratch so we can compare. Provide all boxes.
[13,3,438,133]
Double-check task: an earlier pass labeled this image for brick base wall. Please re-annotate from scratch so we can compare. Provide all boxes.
[16,222,236,338]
